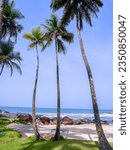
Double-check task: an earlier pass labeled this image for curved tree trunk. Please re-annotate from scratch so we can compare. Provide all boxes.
[0,0,3,43]
[54,39,61,141]
[32,44,41,140]
[77,27,112,150]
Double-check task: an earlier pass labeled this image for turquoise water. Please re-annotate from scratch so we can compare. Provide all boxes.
[0,106,113,122]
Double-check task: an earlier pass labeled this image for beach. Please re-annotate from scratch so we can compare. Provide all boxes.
[7,123,113,142]
[1,108,113,142]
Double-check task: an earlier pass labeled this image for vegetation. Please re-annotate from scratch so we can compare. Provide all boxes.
[0,117,109,150]
[0,0,112,149]
[23,27,49,140]
[0,40,22,75]
[0,0,24,74]
[2,0,24,42]
[50,0,112,149]
[42,14,73,140]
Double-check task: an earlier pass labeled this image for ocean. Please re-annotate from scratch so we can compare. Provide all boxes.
[0,106,113,123]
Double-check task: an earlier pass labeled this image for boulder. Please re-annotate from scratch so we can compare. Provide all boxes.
[0,110,10,114]
[0,110,16,118]
[80,119,91,124]
[73,120,82,125]
[92,119,109,124]
[50,117,57,125]
[39,117,50,125]
[61,116,73,125]
[36,119,43,125]
[101,120,109,125]
[16,113,32,122]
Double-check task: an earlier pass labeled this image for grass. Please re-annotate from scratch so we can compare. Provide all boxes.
[0,117,112,150]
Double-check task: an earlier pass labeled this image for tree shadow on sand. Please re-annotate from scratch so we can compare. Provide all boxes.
[19,139,100,150]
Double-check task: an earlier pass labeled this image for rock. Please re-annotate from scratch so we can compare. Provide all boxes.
[91,119,95,123]
[62,116,73,125]
[16,113,32,122]
[0,110,16,118]
[101,120,109,125]
[36,119,43,126]
[73,120,82,125]
[92,119,109,124]
[39,117,50,125]
[80,119,91,124]
[0,109,10,114]
[50,117,57,125]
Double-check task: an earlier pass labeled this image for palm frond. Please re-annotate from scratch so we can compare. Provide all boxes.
[61,32,74,43]
[50,0,68,11]
[23,33,35,41]
[42,14,74,53]
[11,60,22,75]
[2,0,24,41]
[6,60,13,76]
[0,40,22,76]
[57,38,66,54]
[51,0,103,30]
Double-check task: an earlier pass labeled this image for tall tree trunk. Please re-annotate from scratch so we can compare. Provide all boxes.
[32,44,41,140]
[54,39,61,140]
[0,0,3,43]
[77,27,112,150]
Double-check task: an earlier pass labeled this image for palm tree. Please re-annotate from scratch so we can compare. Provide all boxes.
[0,40,22,75]
[42,14,73,141]
[2,0,24,42]
[51,1,112,150]
[23,27,48,140]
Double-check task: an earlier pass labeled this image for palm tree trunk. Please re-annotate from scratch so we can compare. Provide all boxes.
[32,44,41,140]
[0,0,3,43]
[54,39,61,141]
[77,27,112,150]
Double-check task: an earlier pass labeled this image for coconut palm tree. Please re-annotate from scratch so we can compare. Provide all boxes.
[51,1,112,150]
[0,40,22,75]
[2,0,24,42]
[23,27,49,140]
[42,14,73,140]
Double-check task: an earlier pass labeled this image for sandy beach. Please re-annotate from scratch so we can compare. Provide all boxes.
[7,123,113,142]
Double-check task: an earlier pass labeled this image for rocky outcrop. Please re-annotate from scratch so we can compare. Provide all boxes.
[50,117,57,125]
[0,109,16,118]
[92,119,109,125]
[39,117,50,125]
[16,113,32,122]
[61,116,74,125]
[0,110,111,125]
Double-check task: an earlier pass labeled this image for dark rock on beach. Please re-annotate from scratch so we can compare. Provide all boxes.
[61,116,74,125]
[73,120,82,125]
[39,116,50,125]
[16,113,32,122]
[0,109,17,118]
[92,119,109,125]
[50,117,57,125]
[0,109,10,114]
[0,110,111,125]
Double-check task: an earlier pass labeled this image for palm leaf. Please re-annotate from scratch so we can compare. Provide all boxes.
[57,38,66,54]
[0,40,22,76]
[23,33,35,41]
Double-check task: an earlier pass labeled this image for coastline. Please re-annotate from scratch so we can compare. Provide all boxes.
[0,106,113,124]
[0,108,113,141]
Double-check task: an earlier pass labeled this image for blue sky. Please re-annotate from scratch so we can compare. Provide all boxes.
[0,0,113,109]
